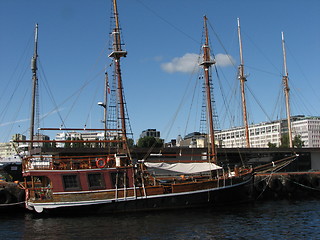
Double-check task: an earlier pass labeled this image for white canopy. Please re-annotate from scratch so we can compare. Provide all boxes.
[144,162,222,175]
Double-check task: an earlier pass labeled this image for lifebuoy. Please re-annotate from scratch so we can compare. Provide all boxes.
[96,158,106,168]
[0,189,12,204]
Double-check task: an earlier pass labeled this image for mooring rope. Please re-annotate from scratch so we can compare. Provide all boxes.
[0,201,25,207]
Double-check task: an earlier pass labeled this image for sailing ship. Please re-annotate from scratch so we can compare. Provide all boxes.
[18,0,253,214]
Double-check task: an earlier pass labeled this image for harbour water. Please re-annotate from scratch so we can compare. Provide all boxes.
[1,199,319,239]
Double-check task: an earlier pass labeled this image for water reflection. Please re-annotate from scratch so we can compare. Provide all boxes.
[0,200,319,239]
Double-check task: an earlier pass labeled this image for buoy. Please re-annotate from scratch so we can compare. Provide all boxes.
[96,158,106,168]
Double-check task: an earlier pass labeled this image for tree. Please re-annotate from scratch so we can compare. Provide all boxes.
[293,135,304,148]
[280,134,290,148]
[268,142,277,148]
[280,133,304,148]
[137,136,163,148]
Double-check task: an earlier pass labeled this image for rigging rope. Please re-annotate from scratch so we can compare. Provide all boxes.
[135,0,199,45]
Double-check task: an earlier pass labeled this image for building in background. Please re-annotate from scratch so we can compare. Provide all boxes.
[215,115,320,148]
[0,134,27,162]
[140,129,160,139]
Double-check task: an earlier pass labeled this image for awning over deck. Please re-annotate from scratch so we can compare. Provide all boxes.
[144,162,222,175]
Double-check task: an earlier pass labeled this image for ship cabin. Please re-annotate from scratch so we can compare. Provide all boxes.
[22,153,136,202]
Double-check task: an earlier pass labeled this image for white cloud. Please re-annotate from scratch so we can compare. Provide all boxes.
[161,53,235,74]
[215,53,235,67]
[161,53,200,73]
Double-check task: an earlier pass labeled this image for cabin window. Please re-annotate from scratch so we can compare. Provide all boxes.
[63,174,81,190]
[87,173,105,189]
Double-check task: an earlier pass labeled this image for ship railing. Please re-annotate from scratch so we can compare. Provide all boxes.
[28,186,53,200]
[24,154,121,171]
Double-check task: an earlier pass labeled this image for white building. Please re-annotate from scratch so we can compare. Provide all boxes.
[292,116,320,148]
[214,116,320,148]
[0,134,27,162]
[55,131,111,148]
[215,121,281,148]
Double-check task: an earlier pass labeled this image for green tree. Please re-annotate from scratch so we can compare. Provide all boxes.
[280,134,290,148]
[280,133,304,148]
[137,136,163,148]
[268,142,277,148]
[293,135,304,148]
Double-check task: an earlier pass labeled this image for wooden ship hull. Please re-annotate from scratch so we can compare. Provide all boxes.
[23,156,253,214]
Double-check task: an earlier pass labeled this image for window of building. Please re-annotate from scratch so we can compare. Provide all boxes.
[87,173,105,189]
[63,174,81,190]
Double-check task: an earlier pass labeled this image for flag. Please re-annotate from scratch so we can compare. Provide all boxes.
[107,82,111,94]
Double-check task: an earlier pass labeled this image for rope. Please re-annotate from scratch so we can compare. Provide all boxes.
[255,157,297,199]
[0,201,25,207]
[282,175,320,192]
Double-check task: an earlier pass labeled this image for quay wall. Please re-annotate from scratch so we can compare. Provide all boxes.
[254,172,320,200]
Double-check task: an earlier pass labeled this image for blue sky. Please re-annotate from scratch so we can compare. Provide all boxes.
[0,0,319,143]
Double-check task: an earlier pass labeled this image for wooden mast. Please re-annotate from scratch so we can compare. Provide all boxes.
[237,18,250,148]
[281,31,293,148]
[109,0,128,151]
[29,23,39,151]
[200,16,217,164]
[103,71,109,143]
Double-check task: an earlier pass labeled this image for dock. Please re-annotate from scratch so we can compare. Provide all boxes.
[254,172,320,200]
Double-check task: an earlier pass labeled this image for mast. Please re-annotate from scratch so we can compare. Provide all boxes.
[102,71,109,143]
[281,31,293,148]
[29,23,39,150]
[237,18,250,148]
[109,0,128,151]
[104,72,108,141]
[200,16,217,164]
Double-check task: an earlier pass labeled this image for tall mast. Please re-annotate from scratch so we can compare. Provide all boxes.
[237,18,250,148]
[281,31,293,148]
[200,16,217,164]
[103,71,108,142]
[29,23,39,150]
[109,0,128,151]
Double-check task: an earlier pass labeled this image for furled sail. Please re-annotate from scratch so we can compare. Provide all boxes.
[144,162,222,175]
